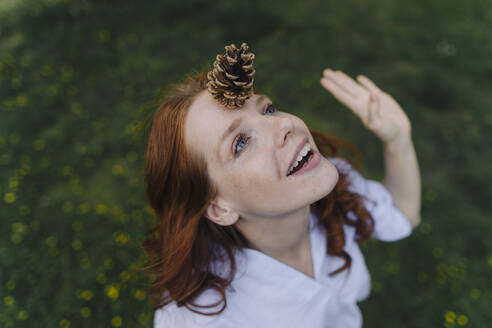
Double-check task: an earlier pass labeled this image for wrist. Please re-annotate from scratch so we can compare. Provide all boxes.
[383,134,413,153]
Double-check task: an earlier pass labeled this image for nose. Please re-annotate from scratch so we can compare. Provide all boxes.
[273,116,293,148]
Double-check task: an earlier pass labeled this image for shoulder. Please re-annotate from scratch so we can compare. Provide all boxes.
[154,302,185,328]
[326,156,412,241]
[154,302,222,328]
[153,289,229,328]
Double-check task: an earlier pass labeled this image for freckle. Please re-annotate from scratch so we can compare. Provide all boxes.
[229,174,246,192]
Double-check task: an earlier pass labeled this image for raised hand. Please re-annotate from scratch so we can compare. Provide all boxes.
[320,69,411,144]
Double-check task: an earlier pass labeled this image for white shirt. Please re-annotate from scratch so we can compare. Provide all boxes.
[154,156,412,328]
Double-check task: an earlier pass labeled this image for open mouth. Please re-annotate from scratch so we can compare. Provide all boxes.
[287,149,314,176]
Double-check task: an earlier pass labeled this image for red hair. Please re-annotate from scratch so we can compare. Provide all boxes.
[139,70,375,316]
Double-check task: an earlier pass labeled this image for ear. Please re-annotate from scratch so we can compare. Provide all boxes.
[204,200,239,226]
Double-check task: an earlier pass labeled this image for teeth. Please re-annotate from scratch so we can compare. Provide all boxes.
[287,143,311,175]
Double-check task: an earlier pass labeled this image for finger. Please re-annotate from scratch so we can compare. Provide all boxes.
[322,69,360,98]
[335,71,367,96]
[320,77,356,110]
[365,94,380,129]
[356,75,384,95]
[365,96,376,127]
[373,94,382,118]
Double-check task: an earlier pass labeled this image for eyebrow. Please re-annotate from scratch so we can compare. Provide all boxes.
[216,95,270,163]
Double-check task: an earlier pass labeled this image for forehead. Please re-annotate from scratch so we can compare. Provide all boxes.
[184,91,267,160]
[189,90,266,118]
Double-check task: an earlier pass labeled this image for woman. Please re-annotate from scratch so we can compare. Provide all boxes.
[143,43,421,327]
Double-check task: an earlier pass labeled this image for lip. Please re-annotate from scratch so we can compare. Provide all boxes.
[287,148,321,177]
[286,136,309,176]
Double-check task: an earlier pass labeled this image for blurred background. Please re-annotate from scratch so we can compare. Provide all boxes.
[1,0,491,327]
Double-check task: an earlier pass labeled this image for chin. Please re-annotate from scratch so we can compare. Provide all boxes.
[320,164,339,194]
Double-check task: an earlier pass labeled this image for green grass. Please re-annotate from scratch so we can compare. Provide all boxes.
[1,0,491,327]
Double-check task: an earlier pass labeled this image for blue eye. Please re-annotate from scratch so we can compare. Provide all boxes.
[233,133,249,156]
[233,104,278,157]
[264,104,277,115]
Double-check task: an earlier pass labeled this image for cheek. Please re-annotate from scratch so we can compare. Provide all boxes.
[227,168,278,201]
[229,171,272,193]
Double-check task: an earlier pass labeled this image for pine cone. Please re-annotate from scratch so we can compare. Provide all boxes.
[206,42,256,109]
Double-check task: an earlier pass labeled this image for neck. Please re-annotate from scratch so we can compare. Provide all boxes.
[235,205,312,263]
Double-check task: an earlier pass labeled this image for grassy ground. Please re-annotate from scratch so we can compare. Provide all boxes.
[1,0,491,327]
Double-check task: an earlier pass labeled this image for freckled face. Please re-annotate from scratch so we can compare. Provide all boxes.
[184,90,339,219]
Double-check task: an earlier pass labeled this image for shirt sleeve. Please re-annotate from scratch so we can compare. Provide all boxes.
[153,295,226,328]
[155,302,197,328]
[154,307,174,328]
[327,156,412,241]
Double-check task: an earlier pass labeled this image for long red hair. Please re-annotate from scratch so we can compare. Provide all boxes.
[139,70,375,316]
